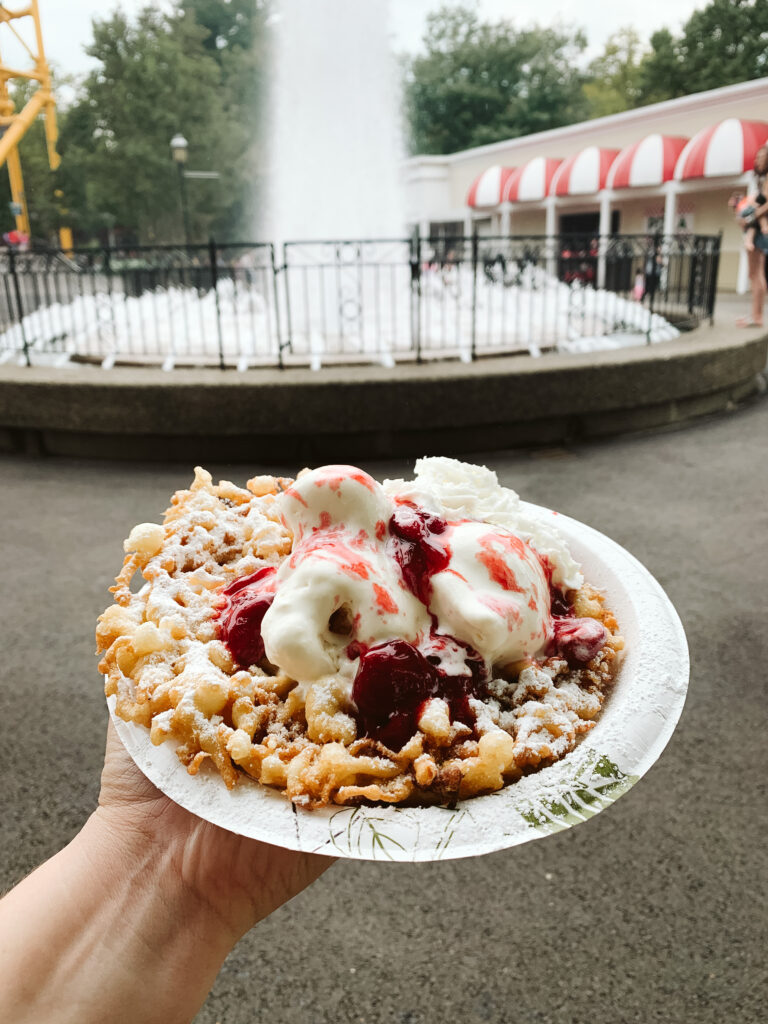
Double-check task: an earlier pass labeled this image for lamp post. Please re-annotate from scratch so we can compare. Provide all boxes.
[170,132,191,245]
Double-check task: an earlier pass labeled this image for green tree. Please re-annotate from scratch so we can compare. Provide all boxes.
[63,6,237,244]
[583,27,645,119]
[179,0,265,53]
[676,0,768,94]
[6,0,272,245]
[404,5,588,155]
[177,0,271,237]
[636,29,687,106]
[636,1,768,107]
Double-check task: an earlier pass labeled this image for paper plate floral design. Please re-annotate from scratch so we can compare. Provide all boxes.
[109,504,689,862]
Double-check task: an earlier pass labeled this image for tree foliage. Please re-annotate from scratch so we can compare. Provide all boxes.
[5,0,768,241]
[404,6,588,155]
[405,0,768,155]
[676,0,768,95]
[0,0,270,244]
[65,8,225,243]
[636,29,687,107]
[634,0,768,107]
[583,28,645,119]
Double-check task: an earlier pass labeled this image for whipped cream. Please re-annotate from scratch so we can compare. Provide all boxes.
[260,460,580,685]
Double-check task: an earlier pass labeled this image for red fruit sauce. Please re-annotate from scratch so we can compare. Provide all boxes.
[551,616,607,666]
[544,569,606,665]
[388,504,450,605]
[215,566,277,668]
[351,637,487,751]
[550,586,572,617]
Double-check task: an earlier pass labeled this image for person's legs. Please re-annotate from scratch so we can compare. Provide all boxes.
[747,247,766,325]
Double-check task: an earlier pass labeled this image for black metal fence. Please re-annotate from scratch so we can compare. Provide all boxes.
[0,233,720,368]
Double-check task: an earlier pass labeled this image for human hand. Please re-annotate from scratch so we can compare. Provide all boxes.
[0,724,333,1024]
[95,720,334,942]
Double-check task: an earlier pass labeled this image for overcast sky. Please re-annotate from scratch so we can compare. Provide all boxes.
[32,0,705,79]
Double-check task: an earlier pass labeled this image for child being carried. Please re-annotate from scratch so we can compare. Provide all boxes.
[730,190,768,252]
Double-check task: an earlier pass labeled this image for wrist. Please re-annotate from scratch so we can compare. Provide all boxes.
[85,804,245,948]
[1,718,331,1024]
[0,813,236,1024]
[74,810,238,1024]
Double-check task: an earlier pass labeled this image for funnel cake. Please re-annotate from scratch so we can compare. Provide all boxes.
[97,460,623,808]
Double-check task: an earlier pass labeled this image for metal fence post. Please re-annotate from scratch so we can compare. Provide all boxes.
[270,243,284,369]
[707,232,722,325]
[281,243,293,357]
[470,228,479,360]
[9,247,30,366]
[98,243,117,358]
[409,227,422,363]
[645,237,657,345]
[104,242,114,316]
[209,237,225,370]
[687,237,699,317]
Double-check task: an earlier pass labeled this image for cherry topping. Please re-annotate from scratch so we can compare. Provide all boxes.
[550,587,573,617]
[551,617,607,665]
[389,505,450,605]
[351,637,487,751]
[215,566,277,668]
[346,639,367,661]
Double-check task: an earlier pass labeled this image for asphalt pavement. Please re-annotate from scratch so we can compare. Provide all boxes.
[1,395,766,1024]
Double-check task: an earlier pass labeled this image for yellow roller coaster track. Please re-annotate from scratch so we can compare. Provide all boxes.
[0,0,59,238]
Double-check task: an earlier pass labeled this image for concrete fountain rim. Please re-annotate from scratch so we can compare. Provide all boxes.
[0,322,765,461]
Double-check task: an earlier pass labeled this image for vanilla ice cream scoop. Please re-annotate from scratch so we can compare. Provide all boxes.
[262,466,428,681]
[431,521,551,666]
[281,465,391,543]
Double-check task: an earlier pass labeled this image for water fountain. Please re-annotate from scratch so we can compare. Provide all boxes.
[0,0,685,369]
[2,1,744,463]
[264,0,405,244]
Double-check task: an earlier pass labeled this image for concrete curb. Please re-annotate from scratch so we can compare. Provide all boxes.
[1,324,766,461]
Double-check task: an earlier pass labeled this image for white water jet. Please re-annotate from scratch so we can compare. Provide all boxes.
[264,0,405,245]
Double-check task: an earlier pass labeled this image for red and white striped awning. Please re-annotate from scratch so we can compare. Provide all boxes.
[466,165,516,208]
[502,157,562,202]
[607,135,689,189]
[674,118,768,180]
[551,147,619,196]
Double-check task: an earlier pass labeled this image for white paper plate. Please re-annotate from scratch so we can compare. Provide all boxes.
[109,504,689,862]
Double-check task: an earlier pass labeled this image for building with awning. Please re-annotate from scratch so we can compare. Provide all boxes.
[466,165,516,209]
[403,77,768,291]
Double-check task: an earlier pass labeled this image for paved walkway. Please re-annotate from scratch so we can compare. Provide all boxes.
[1,395,766,1023]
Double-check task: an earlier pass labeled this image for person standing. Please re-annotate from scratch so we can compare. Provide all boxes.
[736,145,768,328]
[642,234,663,306]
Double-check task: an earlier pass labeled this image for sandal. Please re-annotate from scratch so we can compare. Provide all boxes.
[735,316,764,327]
